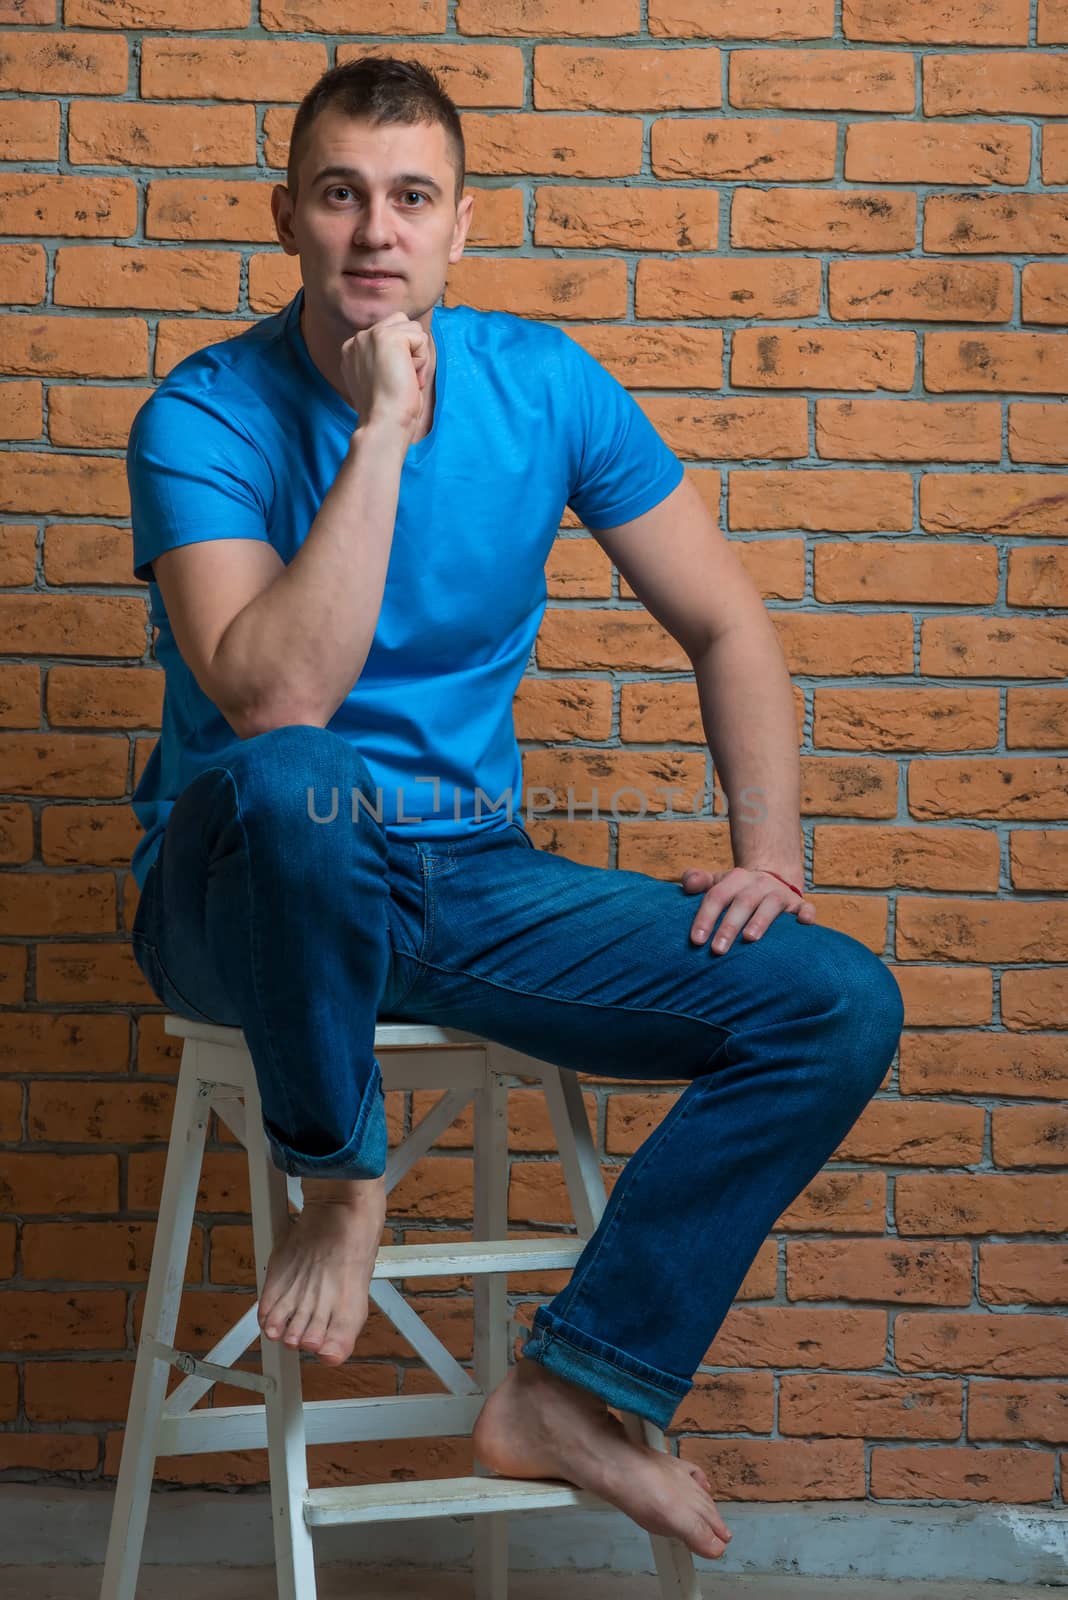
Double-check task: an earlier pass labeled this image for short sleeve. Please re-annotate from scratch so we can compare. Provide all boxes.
[561,334,685,532]
[127,385,275,585]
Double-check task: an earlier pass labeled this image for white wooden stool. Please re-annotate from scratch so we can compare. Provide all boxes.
[99,1016,701,1599]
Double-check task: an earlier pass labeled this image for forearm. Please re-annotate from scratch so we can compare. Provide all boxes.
[690,609,805,882]
[212,419,410,738]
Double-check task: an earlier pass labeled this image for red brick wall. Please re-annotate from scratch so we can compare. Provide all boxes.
[1,3,1065,1509]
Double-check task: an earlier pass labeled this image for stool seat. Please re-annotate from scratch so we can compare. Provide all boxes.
[100,1015,702,1599]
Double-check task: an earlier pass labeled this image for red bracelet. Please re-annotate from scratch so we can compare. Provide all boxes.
[758,868,804,898]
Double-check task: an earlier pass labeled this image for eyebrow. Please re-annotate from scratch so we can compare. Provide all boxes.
[312,165,444,196]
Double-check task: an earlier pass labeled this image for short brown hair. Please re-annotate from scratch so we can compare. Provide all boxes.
[286,56,466,208]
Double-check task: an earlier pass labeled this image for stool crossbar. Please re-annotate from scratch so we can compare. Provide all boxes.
[99,1017,701,1599]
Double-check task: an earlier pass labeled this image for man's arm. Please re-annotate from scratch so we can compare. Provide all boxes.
[589,472,804,879]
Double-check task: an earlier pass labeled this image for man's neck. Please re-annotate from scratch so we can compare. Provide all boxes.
[300,295,436,431]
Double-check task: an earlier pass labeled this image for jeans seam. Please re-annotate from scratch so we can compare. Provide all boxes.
[401,959,738,1049]
[536,1311,689,1395]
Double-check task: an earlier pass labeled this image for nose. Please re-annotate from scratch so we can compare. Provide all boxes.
[353,196,396,249]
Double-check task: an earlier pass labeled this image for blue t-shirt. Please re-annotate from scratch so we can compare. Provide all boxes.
[126,287,685,891]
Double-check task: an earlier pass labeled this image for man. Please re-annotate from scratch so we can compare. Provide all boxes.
[127,56,904,1562]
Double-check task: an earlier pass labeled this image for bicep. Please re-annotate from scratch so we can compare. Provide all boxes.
[592,474,763,659]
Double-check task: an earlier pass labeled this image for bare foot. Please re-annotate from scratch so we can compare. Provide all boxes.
[257,1175,387,1365]
[472,1356,733,1561]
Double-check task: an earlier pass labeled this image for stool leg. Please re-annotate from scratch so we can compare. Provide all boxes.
[245,1074,318,1600]
[100,1041,211,1600]
[472,1055,510,1600]
[541,1062,703,1600]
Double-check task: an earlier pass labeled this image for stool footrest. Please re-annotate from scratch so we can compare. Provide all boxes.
[372,1236,584,1278]
[304,1474,606,1526]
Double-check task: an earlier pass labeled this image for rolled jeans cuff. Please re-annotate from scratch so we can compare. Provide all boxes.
[263,1058,388,1180]
[520,1305,691,1432]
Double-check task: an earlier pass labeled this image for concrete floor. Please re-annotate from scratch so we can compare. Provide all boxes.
[6,1570,1061,1598]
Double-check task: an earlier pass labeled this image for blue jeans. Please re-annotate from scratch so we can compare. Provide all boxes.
[131,725,905,1431]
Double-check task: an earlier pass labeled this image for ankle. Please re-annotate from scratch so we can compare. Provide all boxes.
[302,1174,386,1209]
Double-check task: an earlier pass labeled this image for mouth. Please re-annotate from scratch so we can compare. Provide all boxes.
[346,270,402,281]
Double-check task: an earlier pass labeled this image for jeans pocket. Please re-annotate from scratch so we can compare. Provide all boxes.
[130,932,221,1025]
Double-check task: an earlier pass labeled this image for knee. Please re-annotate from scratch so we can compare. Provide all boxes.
[803,933,905,1093]
[222,724,380,833]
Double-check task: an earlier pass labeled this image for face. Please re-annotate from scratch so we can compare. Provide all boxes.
[273,107,473,334]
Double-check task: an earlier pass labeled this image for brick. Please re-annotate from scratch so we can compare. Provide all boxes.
[0,872,115,935]
[900,1030,1068,1098]
[922,616,1068,679]
[24,1360,136,1424]
[925,193,1068,255]
[54,246,241,311]
[46,387,146,451]
[467,113,642,178]
[0,1012,128,1075]
[896,1174,1068,1236]
[641,397,802,457]
[0,0,53,20]
[1007,550,1068,609]
[667,1370,775,1435]
[563,325,726,390]
[895,1311,1066,1375]
[925,474,1068,539]
[0,379,42,442]
[0,594,144,655]
[35,941,158,1006]
[926,332,1068,393]
[0,243,47,305]
[708,1306,887,1369]
[0,314,147,378]
[0,174,136,238]
[787,1240,972,1304]
[0,1154,118,1213]
[733,327,915,391]
[814,687,999,752]
[523,749,705,822]
[871,1444,1053,1502]
[780,1373,962,1438]
[0,1434,98,1471]
[534,184,716,250]
[910,756,1068,823]
[0,946,27,1004]
[146,179,278,243]
[637,256,821,320]
[0,30,127,93]
[514,677,613,741]
[845,120,1029,185]
[830,259,1012,322]
[1010,827,1068,892]
[731,469,913,531]
[28,1080,174,1144]
[652,117,836,181]
[44,524,139,585]
[1001,963,1068,1026]
[447,257,628,319]
[730,48,913,110]
[925,51,1068,116]
[813,825,997,892]
[0,662,38,726]
[821,539,998,601]
[0,802,34,863]
[1039,0,1068,43]
[844,0,1029,44]
[779,1171,887,1232]
[0,527,38,586]
[891,963,993,1028]
[968,1381,1068,1444]
[537,609,688,671]
[648,0,833,37]
[732,187,915,251]
[3,453,129,520]
[140,38,327,101]
[680,1436,865,1499]
[1043,123,1068,183]
[22,1220,201,1283]
[154,316,256,374]
[799,758,898,818]
[69,0,249,20]
[457,0,638,34]
[40,800,143,871]
[816,399,1000,462]
[831,1100,984,1164]
[0,734,131,798]
[1022,263,1068,326]
[616,818,734,879]
[46,665,163,728]
[68,100,254,169]
[1006,689,1068,749]
[0,99,58,161]
[545,535,613,599]
[335,43,525,106]
[535,45,722,109]
[979,1244,1068,1306]
[991,1106,1068,1168]
[1009,403,1068,463]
